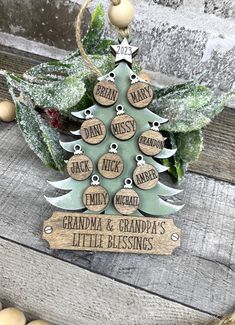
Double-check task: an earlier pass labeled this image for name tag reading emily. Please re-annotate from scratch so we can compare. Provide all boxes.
[43,213,181,255]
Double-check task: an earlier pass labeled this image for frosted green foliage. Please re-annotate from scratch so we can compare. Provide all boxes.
[83,3,114,55]
[162,130,203,183]
[47,62,183,216]
[1,55,112,115]
[151,84,229,132]
[15,99,66,171]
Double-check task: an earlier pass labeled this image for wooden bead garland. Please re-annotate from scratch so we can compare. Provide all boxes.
[83,175,109,212]
[111,104,137,140]
[0,307,26,325]
[114,178,140,215]
[133,155,159,190]
[98,143,124,179]
[127,73,153,109]
[108,0,134,29]
[93,72,119,107]
[0,100,16,122]
[80,109,106,144]
[67,144,93,181]
[138,121,165,156]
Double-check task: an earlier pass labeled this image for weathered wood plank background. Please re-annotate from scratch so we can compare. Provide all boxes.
[0,45,234,323]
[0,237,217,325]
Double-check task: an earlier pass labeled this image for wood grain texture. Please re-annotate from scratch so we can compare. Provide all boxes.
[189,107,235,183]
[0,123,234,316]
[0,46,234,183]
[43,212,181,254]
[0,237,216,325]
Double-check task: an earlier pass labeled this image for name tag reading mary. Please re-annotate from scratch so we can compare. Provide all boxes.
[43,212,181,255]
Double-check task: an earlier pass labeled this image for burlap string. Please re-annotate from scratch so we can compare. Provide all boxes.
[75,0,130,77]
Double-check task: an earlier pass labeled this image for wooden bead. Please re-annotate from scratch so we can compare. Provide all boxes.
[138,129,164,156]
[0,101,16,122]
[0,307,26,325]
[93,80,118,107]
[111,113,136,140]
[114,188,139,215]
[83,185,109,212]
[133,163,159,190]
[67,153,93,181]
[80,118,106,144]
[98,152,124,179]
[108,0,134,28]
[27,321,49,325]
[127,81,153,109]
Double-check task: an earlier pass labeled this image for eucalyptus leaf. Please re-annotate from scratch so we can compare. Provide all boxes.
[83,3,114,55]
[151,84,229,132]
[15,99,66,171]
[162,130,203,182]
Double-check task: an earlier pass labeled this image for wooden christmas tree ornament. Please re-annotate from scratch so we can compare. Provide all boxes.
[80,109,106,144]
[83,175,109,212]
[111,104,137,140]
[67,144,93,181]
[133,155,159,190]
[138,121,165,156]
[98,143,124,179]
[0,100,16,122]
[93,72,119,107]
[114,178,140,215]
[44,23,183,255]
[127,73,154,109]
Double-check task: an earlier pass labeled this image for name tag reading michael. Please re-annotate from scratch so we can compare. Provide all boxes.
[43,212,181,255]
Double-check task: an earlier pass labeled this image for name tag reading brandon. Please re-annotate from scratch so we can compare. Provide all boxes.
[43,213,181,255]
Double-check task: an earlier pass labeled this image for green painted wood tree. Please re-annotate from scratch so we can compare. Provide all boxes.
[46,40,183,216]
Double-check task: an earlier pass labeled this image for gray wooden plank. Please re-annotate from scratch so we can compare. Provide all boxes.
[0,123,234,316]
[189,107,235,183]
[0,237,217,325]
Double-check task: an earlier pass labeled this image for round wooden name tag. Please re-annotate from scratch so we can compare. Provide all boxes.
[133,155,159,190]
[67,145,93,181]
[138,129,164,156]
[114,179,140,215]
[83,176,109,212]
[111,105,137,141]
[80,118,106,145]
[93,80,119,107]
[127,74,153,109]
[98,144,124,179]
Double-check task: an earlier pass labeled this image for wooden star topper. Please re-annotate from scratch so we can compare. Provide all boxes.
[111,38,139,65]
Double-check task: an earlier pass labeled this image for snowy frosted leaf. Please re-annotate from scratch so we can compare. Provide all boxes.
[151,84,228,132]
[162,130,203,183]
[16,100,66,171]
[83,3,113,55]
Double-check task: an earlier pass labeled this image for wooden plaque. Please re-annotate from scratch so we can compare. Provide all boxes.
[80,118,106,145]
[67,154,93,181]
[93,80,119,107]
[127,82,153,109]
[111,114,137,140]
[43,212,181,255]
[98,152,124,179]
[133,163,159,190]
[138,129,165,156]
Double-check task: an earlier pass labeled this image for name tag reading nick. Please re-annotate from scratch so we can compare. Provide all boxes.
[43,212,181,255]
